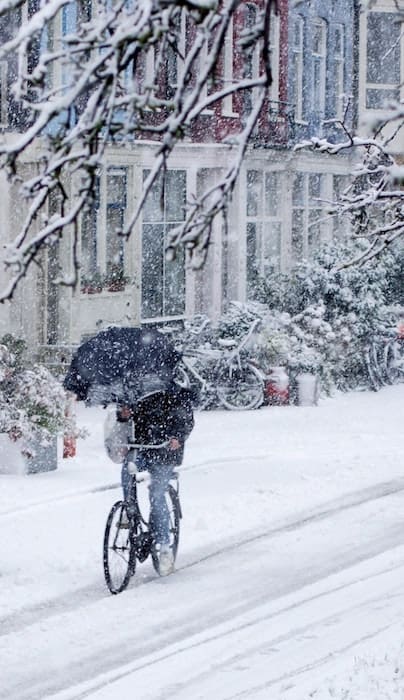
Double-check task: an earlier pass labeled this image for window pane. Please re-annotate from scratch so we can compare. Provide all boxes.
[81,176,100,276]
[333,174,349,199]
[165,225,185,315]
[107,169,126,206]
[367,13,400,85]
[312,23,324,55]
[106,207,124,269]
[292,172,304,206]
[247,170,262,217]
[143,171,163,222]
[309,173,321,202]
[313,59,323,111]
[366,87,400,109]
[165,170,186,222]
[142,169,186,318]
[308,209,322,255]
[141,223,164,317]
[246,221,258,298]
[334,25,343,56]
[106,168,126,271]
[292,210,304,259]
[263,221,281,273]
[292,17,303,49]
[265,172,280,216]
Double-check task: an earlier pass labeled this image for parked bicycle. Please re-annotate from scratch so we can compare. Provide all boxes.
[364,317,404,391]
[175,318,265,410]
[103,436,181,595]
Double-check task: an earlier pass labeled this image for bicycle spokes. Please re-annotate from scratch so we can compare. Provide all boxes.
[103,502,134,594]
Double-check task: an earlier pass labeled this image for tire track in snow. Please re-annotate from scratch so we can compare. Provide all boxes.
[41,564,404,700]
[2,477,404,639]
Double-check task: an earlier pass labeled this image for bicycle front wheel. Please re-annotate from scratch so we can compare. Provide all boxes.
[151,484,181,576]
[217,363,264,410]
[103,501,135,594]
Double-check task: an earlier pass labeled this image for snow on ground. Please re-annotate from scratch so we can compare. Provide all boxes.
[1,385,403,699]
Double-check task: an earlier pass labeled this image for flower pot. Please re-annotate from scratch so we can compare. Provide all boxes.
[25,436,58,474]
[0,434,58,474]
[296,373,320,406]
[264,367,289,406]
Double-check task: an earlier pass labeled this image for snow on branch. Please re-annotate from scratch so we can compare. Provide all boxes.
[0,0,277,301]
[297,109,404,267]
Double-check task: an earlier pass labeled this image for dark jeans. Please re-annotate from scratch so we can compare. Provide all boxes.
[121,455,174,545]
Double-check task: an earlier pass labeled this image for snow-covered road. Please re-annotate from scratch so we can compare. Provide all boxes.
[1,385,403,699]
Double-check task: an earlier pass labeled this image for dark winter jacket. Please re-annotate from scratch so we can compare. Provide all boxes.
[120,386,194,466]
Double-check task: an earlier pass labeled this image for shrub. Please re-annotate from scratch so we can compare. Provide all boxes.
[0,336,69,448]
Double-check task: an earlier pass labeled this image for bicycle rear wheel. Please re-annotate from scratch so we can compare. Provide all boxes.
[217,363,264,410]
[151,484,181,576]
[103,501,135,594]
[384,339,404,384]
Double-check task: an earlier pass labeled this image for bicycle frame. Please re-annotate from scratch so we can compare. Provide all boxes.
[124,439,180,560]
[181,317,262,393]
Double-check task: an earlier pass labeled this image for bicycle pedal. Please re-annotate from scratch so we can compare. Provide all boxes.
[135,532,153,562]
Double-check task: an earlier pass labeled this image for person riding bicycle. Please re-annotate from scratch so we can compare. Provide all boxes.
[105,372,194,576]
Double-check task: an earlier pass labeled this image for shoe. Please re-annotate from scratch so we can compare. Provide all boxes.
[117,512,129,529]
[158,544,174,576]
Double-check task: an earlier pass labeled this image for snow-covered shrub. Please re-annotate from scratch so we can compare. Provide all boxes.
[253,241,403,391]
[171,241,402,399]
[0,336,68,448]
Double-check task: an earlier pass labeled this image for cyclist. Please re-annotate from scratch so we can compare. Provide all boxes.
[105,373,194,576]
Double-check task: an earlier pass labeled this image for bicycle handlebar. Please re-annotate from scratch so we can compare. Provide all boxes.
[127,440,171,450]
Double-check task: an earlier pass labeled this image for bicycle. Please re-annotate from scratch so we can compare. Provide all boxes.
[364,319,404,391]
[175,318,265,410]
[103,436,181,595]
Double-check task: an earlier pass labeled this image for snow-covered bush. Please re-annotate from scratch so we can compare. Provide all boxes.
[173,240,403,399]
[0,336,68,448]
[252,241,403,391]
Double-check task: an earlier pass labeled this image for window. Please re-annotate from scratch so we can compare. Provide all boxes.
[312,19,326,116]
[80,166,128,286]
[81,175,100,278]
[332,24,345,119]
[106,167,127,274]
[292,172,326,261]
[291,16,304,121]
[222,15,235,115]
[366,12,401,109]
[0,61,7,126]
[142,170,186,319]
[242,3,260,120]
[268,10,280,111]
[246,170,282,298]
[165,10,186,100]
[332,174,351,240]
